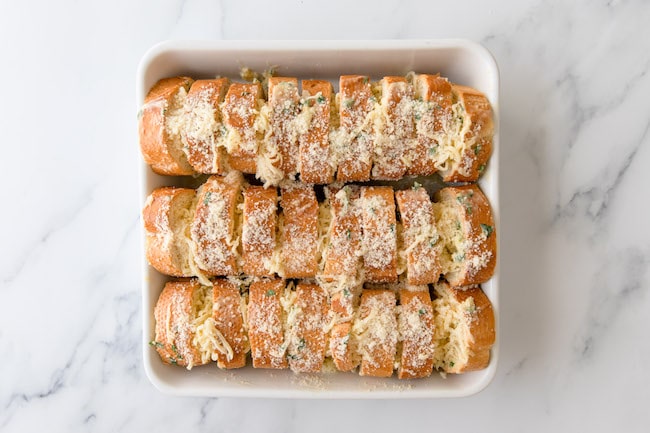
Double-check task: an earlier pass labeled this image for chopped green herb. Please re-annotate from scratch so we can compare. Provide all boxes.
[478,164,486,173]
[266,289,276,297]
[287,354,299,360]
[343,288,351,297]
[344,98,355,109]
[346,229,351,240]
[203,191,212,205]
[429,238,437,248]
[317,94,327,104]
[241,91,251,96]
[418,308,426,315]
[149,341,164,348]
[453,253,465,262]
[455,220,461,230]
[414,112,422,121]
[412,182,422,191]
[362,77,369,84]
[428,146,437,156]
[297,338,306,351]
[170,358,178,365]
[456,195,473,215]
[435,104,442,111]
[449,361,455,367]
[220,125,228,136]
[481,224,494,238]
[390,224,395,233]
[474,144,482,156]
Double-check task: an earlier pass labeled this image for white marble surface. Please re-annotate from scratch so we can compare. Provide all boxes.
[0,0,649,431]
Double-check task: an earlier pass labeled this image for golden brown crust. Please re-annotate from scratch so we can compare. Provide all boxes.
[449,285,495,373]
[242,186,278,276]
[247,279,288,369]
[437,184,496,286]
[398,289,435,379]
[222,82,262,174]
[287,283,328,373]
[143,187,195,277]
[395,188,442,285]
[322,186,362,280]
[337,75,373,182]
[329,322,357,372]
[184,78,230,174]
[407,74,453,176]
[279,184,319,278]
[191,173,243,276]
[152,279,204,368]
[212,279,247,369]
[361,187,398,283]
[268,77,300,175]
[357,289,397,377]
[299,80,334,184]
[372,76,412,180]
[139,76,195,175]
[440,85,493,182]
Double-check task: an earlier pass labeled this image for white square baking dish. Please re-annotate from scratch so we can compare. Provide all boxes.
[137,40,499,398]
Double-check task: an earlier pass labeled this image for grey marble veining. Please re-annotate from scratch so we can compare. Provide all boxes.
[0,0,648,431]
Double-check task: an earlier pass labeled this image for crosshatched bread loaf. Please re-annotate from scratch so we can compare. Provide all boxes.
[139,76,195,175]
[139,73,493,184]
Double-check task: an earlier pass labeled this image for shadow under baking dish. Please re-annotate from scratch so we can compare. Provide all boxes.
[138,39,500,399]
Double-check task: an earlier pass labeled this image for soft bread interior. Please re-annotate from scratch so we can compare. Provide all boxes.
[163,86,194,173]
[432,284,475,373]
[190,285,236,367]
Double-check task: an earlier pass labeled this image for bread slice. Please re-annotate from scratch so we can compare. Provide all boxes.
[434,185,496,286]
[407,74,453,176]
[242,186,278,276]
[360,186,397,283]
[143,187,196,277]
[151,279,207,369]
[182,78,230,174]
[267,77,301,177]
[247,279,288,369]
[397,287,435,379]
[335,75,374,182]
[299,80,334,184]
[353,289,398,377]
[432,282,495,373]
[439,85,493,182]
[395,187,442,285]
[322,186,362,281]
[221,82,263,174]
[372,76,414,180]
[328,280,362,372]
[279,184,319,278]
[284,283,328,373]
[190,172,243,276]
[139,76,195,175]
[211,278,248,369]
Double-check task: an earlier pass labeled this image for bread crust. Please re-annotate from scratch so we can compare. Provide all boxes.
[191,172,243,276]
[322,186,362,280]
[279,184,319,278]
[268,77,300,175]
[407,74,453,176]
[242,186,278,276]
[395,188,442,285]
[440,85,493,182]
[361,186,398,283]
[152,279,204,368]
[299,80,334,184]
[212,279,247,369]
[247,279,288,369]
[183,78,230,174]
[443,283,495,373]
[357,289,397,377]
[437,184,496,286]
[143,187,196,277]
[398,288,435,379]
[287,283,328,373]
[372,76,412,180]
[222,82,262,173]
[337,75,373,181]
[139,76,195,175]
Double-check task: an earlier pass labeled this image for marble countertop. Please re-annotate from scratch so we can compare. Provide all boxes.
[1,0,649,431]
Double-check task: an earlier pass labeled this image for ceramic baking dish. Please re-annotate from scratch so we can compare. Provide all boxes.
[137,39,499,398]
